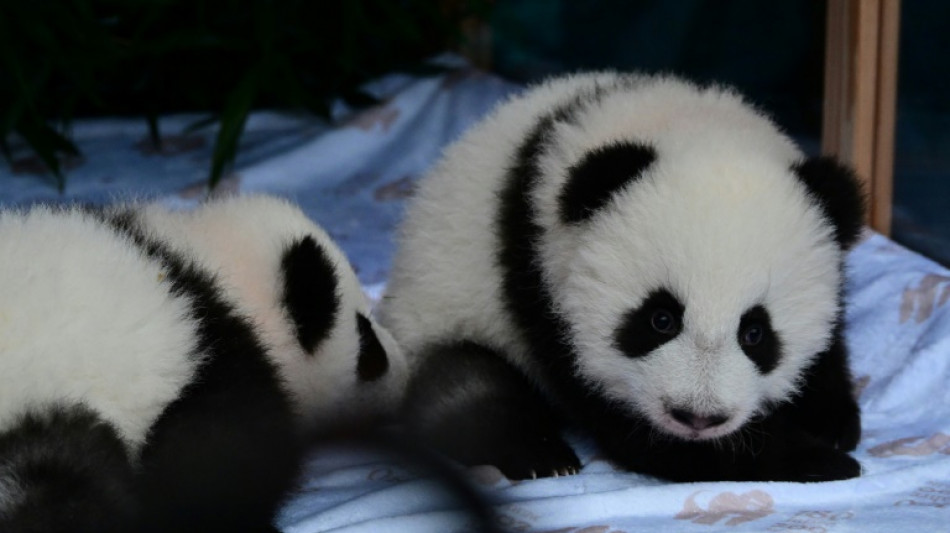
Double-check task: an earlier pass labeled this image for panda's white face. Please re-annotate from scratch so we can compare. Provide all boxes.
[559,153,841,440]
[536,84,844,441]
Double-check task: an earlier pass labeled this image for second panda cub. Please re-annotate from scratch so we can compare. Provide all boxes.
[116,195,408,433]
[380,74,864,482]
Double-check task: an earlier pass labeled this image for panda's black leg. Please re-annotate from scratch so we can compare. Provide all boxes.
[778,438,863,481]
[404,341,580,479]
[735,409,861,482]
[785,327,862,451]
[587,398,860,482]
[135,365,302,533]
[0,405,138,533]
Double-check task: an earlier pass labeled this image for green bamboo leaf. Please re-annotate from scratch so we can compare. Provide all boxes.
[0,136,11,165]
[146,113,162,150]
[209,68,258,189]
[15,119,79,192]
[184,115,218,134]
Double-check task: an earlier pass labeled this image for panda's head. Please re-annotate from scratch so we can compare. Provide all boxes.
[280,231,408,409]
[535,78,864,441]
[130,195,409,430]
[270,207,409,430]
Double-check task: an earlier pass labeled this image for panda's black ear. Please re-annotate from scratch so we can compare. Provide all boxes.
[281,235,339,354]
[559,141,657,224]
[356,313,389,382]
[791,156,867,249]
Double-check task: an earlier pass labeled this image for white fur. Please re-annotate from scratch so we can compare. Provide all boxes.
[131,195,408,430]
[0,207,200,453]
[381,74,843,440]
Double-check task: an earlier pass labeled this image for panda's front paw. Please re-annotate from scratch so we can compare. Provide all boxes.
[493,433,581,480]
[786,446,861,482]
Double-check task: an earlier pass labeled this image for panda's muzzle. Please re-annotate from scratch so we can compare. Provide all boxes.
[669,408,730,432]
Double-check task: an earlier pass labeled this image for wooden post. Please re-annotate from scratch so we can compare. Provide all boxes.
[821,0,900,235]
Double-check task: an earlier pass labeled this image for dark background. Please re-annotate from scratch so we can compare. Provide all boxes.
[1,0,947,264]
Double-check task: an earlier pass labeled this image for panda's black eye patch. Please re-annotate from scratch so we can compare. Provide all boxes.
[614,289,684,358]
[738,306,781,374]
[559,140,657,224]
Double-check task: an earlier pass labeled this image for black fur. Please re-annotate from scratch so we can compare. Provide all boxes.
[792,156,867,249]
[785,322,862,452]
[0,405,137,533]
[559,141,657,224]
[738,305,782,374]
[281,235,340,354]
[613,289,685,358]
[356,313,389,381]
[404,342,580,480]
[105,212,302,532]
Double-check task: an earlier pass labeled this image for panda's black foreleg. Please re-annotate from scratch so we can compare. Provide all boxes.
[784,328,862,452]
[403,341,581,480]
[135,364,303,533]
[588,398,860,482]
[0,404,138,533]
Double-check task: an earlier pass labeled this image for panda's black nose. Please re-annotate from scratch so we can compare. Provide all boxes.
[670,408,729,431]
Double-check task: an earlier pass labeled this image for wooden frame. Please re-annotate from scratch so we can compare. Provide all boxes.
[822,0,901,235]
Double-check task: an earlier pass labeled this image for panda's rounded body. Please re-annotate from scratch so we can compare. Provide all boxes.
[0,196,406,532]
[0,207,201,455]
[380,73,864,482]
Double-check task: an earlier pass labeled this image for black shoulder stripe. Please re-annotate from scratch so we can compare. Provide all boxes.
[559,141,657,224]
[496,80,675,432]
[281,235,340,355]
[356,313,389,382]
[496,91,601,390]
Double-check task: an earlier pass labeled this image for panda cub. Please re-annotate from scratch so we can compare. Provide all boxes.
[118,195,408,432]
[0,196,406,532]
[380,73,865,482]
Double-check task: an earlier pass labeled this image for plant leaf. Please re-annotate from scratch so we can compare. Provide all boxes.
[209,67,258,189]
[15,118,80,192]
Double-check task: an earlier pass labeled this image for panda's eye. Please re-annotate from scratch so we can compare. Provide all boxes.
[650,309,678,335]
[740,323,764,346]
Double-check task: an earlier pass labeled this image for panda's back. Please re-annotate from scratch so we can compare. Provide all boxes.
[0,207,201,452]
